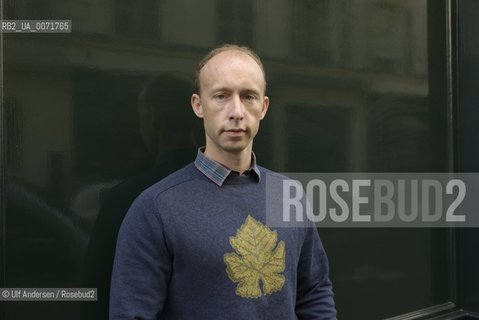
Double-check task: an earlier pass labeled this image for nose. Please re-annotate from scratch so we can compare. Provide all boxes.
[228,94,244,120]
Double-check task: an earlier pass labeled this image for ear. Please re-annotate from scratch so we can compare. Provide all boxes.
[260,96,270,120]
[191,94,204,118]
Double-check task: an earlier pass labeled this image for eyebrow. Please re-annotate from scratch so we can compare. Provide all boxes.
[209,86,262,95]
[241,89,261,96]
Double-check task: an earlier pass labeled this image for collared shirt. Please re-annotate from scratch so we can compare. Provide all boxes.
[194,147,261,186]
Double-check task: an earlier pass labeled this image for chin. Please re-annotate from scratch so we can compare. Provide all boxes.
[221,143,249,154]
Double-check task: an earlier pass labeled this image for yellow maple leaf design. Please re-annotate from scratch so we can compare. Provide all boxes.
[224,215,286,298]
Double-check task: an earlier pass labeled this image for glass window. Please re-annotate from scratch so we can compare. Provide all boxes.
[1,1,451,319]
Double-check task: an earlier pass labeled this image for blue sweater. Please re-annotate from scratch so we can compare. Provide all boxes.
[110,157,336,319]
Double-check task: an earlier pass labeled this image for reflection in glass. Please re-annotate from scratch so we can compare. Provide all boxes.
[3,1,449,319]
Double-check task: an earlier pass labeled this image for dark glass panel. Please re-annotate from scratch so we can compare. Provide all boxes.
[457,0,479,314]
[1,0,451,319]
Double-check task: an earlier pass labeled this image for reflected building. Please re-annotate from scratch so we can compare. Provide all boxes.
[2,1,450,320]
[4,0,429,190]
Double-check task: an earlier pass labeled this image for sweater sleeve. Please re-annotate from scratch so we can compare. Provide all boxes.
[295,227,337,320]
[109,192,171,320]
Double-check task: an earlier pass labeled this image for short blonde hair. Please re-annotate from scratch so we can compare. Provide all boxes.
[194,44,266,94]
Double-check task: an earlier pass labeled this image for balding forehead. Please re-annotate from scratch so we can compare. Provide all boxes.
[198,49,267,94]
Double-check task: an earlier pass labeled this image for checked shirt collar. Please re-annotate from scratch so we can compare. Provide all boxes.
[194,147,261,186]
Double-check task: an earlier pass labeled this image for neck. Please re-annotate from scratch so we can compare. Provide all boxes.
[204,145,253,174]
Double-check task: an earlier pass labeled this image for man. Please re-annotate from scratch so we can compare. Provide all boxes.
[110,44,337,319]
[83,73,199,319]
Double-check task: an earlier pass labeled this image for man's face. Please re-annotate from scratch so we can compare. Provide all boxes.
[191,50,269,158]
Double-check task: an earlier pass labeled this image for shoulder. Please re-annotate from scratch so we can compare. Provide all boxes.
[139,162,202,200]
[257,165,292,184]
[122,163,203,224]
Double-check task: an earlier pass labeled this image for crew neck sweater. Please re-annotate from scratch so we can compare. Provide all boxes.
[110,152,336,320]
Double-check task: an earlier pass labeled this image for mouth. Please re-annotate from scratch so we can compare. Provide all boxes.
[224,128,247,136]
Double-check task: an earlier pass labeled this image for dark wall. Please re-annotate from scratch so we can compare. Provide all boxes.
[457,0,479,313]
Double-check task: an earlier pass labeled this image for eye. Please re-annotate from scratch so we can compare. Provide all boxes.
[244,94,257,102]
[214,93,228,101]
